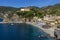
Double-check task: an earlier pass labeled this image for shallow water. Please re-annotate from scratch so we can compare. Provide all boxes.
[0,23,53,40]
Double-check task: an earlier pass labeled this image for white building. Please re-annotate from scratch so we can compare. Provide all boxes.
[20,8,30,11]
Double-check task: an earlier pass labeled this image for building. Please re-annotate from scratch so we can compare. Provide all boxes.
[43,15,55,21]
[57,19,60,23]
[20,8,30,11]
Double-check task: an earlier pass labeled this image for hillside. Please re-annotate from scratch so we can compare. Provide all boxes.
[0,6,18,13]
[0,4,60,18]
[0,4,60,12]
[42,4,60,10]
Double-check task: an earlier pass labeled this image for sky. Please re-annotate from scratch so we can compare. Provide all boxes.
[0,0,60,8]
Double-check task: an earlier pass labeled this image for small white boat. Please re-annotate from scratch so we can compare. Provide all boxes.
[11,23,14,25]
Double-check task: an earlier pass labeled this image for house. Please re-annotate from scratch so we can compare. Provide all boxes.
[56,16,60,19]
[43,15,55,21]
[57,19,60,23]
[20,8,30,11]
[33,16,38,22]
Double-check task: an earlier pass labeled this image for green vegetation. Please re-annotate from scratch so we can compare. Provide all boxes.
[0,6,18,13]
[0,4,60,18]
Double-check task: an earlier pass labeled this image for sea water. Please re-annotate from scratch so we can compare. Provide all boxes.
[0,23,54,40]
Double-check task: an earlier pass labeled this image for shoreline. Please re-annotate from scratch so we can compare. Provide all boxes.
[0,22,55,37]
[25,22,55,37]
[0,21,23,23]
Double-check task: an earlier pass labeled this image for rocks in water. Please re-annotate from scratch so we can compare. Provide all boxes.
[54,28,60,40]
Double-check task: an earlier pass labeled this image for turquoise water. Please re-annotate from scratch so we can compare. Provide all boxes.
[0,23,53,40]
